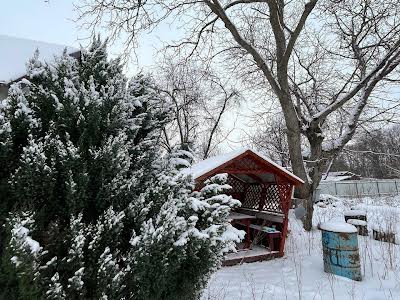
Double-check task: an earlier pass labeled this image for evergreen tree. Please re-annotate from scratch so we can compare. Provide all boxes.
[0,39,243,299]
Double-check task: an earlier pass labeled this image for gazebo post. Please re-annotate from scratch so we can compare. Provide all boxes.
[276,175,293,257]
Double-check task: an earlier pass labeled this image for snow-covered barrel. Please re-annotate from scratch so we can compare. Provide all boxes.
[320,222,362,281]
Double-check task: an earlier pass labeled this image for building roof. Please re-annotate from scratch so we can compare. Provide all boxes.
[182,148,304,185]
[0,35,79,84]
[322,171,361,182]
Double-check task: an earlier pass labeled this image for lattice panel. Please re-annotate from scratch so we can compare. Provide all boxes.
[227,175,246,193]
[261,184,283,213]
[195,169,294,215]
[276,183,293,213]
[241,184,262,209]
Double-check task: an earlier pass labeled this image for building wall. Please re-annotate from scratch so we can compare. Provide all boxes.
[0,84,8,100]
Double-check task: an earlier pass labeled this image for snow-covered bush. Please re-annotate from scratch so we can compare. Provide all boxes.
[0,39,242,300]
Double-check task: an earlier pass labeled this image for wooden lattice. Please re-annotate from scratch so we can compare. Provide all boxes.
[241,184,262,209]
[276,182,293,213]
[227,175,246,193]
[261,184,283,213]
[238,182,293,214]
[197,174,293,215]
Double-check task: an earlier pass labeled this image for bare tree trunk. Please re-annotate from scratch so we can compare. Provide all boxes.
[276,47,313,227]
[280,99,312,229]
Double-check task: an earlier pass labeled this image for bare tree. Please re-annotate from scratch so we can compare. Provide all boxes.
[77,0,400,230]
[332,124,400,178]
[248,113,291,167]
[155,57,240,158]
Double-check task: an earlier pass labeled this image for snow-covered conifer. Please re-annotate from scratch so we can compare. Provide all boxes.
[1,39,241,300]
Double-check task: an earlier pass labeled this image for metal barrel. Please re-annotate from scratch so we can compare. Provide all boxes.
[320,222,362,281]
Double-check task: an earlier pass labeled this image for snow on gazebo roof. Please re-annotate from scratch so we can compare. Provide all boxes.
[182,148,304,184]
[0,35,79,84]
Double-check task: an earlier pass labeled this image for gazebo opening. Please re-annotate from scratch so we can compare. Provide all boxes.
[184,149,304,265]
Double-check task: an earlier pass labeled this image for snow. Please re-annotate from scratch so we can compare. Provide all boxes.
[10,216,42,255]
[0,35,79,84]
[225,245,278,260]
[228,212,257,221]
[220,224,246,244]
[322,171,360,182]
[10,256,21,267]
[323,175,353,181]
[319,221,358,233]
[170,157,191,168]
[202,195,400,300]
[347,219,367,226]
[182,148,246,179]
[343,210,367,217]
[182,148,304,184]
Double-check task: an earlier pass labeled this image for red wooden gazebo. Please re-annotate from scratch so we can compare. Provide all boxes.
[184,149,304,265]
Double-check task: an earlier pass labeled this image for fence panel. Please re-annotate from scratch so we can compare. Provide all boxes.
[318,179,400,197]
[319,182,337,195]
[378,181,398,194]
[333,182,351,196]
[357,181,378,196]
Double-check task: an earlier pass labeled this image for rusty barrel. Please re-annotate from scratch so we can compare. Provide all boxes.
[320,222,362,281]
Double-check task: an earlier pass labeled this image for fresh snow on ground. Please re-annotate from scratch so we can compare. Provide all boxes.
[202,195,400,300]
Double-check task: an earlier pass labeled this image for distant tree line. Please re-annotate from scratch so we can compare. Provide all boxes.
[331,125,400,179]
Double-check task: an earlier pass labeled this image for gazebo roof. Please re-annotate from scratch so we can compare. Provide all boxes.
[183,148,304,185]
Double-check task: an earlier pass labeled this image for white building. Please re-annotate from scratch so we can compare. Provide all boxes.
[0,35,79,100]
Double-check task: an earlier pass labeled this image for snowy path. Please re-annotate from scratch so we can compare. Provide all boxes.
[202,196,400,300]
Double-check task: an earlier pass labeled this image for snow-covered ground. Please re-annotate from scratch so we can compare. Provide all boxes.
[202,195,400,300]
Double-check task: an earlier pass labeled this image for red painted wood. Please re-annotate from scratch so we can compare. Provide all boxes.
[196,150,303,185]
[195,150,302,259]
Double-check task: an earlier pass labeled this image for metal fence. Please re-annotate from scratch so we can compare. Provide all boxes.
[318,179,400,197]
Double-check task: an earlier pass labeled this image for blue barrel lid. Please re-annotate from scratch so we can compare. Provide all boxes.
[320,221,357,233]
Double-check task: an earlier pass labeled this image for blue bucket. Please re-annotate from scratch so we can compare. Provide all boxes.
[320,222,362,281]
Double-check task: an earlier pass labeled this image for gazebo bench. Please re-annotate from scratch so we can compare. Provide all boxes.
[248,224,281,251]
[249,224,280,233]
[234,208,284,251]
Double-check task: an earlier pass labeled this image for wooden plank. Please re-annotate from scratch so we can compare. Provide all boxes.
[255,212,284,223]
[223,169,275,174]
[228,212,257,221]
[235,208,284,223]
[249,224,281,233]
[223,251,279,266]
[236,208,257,216]
[246,173,266,184]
